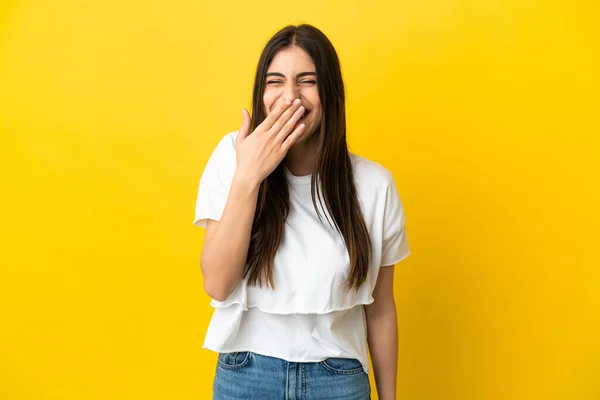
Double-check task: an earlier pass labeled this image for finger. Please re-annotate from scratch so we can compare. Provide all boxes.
[275,105,305,143]
[238,108,251,141]
[269,100,303,136]
[260,99,294,131]
[281,123,306,153]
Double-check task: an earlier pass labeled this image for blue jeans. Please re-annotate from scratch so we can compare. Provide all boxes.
[212,351,371,399]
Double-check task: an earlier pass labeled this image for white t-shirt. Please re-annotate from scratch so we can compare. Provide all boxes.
[193,131,410,374]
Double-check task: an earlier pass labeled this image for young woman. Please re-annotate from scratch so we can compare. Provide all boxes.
[193,24,410,400]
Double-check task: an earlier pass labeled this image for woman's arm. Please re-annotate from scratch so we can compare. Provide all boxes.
[365,265,398,400]
[200,101,306,301]
[200,174,260,302]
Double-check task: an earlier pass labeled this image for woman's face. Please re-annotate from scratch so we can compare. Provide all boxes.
[263,46,322,143]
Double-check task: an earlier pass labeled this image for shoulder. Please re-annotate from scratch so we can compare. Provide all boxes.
[206,130,240,166]
[201,131,240,180]
[350,153,396,190]
[214,130,240,152]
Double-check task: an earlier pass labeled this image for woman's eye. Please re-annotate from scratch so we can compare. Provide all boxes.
[266,80,316,86]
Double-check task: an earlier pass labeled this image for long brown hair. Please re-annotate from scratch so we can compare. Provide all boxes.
[245,24,372,292]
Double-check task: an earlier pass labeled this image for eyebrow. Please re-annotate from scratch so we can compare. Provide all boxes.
[265,72,317,78]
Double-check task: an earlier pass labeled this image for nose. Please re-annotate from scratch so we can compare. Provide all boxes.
[281,82,300,103]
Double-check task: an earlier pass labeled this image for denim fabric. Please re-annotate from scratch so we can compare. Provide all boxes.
[212,351,371,399]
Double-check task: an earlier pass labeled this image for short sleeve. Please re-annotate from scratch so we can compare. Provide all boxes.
[192,132,238,228]
[380,173,411,266]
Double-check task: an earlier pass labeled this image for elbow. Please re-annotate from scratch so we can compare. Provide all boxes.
[203,281,232,302]
[200,258,235,302]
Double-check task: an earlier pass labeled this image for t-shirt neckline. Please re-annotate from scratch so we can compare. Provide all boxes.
[282,165,312,185]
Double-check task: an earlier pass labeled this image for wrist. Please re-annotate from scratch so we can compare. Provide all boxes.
[232,169,262,193]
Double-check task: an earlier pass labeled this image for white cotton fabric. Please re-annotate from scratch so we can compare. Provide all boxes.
[193,131,410,374]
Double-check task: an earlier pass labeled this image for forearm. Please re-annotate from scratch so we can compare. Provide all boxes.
[366,306,398,400]
[200,171,260,301]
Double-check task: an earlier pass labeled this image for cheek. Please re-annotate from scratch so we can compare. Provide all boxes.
[263,92,278,114]
[313,104,323,120]
[315,111,323,125]
[306,91,321,114]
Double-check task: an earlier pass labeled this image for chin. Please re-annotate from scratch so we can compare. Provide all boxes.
[304,120,323,137]
[295,125,319,144]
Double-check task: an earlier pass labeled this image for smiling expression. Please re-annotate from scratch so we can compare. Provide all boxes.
[263,46,323,142]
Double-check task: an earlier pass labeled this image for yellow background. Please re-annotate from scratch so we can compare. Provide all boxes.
[1,0,598,399]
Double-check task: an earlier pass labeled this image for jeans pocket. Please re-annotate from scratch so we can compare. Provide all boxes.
[319,357,365,375]
[217,351,252,370]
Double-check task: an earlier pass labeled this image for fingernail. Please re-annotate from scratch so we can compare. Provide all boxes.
[293,99,301,105]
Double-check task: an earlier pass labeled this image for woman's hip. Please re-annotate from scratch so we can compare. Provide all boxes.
[212,351,371,400]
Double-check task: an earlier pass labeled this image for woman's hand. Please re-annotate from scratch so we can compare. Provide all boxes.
[235,99,306,186]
